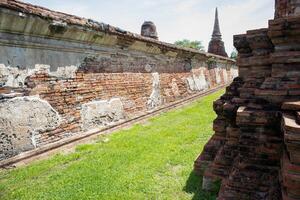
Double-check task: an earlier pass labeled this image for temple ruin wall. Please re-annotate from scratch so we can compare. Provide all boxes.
[0,1,237,161]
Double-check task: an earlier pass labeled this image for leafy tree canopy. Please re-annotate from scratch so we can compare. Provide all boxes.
[230,49,238,60]
[174,39,205,51]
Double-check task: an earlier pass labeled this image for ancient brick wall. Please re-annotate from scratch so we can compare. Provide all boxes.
[275,0,300,18]
[195,0,300,199]
[0,1,237,161]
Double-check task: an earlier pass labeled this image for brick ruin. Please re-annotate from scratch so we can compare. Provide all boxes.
[0,1,237,163]
[195,0,300,199]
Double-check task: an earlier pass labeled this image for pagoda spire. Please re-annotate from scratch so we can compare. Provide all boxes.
[208,7,228,57]
[212,8,222,40]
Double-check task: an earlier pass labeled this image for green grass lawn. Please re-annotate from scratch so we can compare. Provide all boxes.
[0,90,223,200]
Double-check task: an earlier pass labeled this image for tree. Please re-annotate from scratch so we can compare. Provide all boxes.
[174,39,205,51]
[230,49,238,60]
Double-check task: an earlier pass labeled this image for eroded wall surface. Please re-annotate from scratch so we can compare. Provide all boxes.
[0,1,237,161]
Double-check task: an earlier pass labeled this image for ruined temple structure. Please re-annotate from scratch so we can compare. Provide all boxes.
[141,21,158,40]
[195,0,300,199]
[208,8,228,57]
[0,1,237,165]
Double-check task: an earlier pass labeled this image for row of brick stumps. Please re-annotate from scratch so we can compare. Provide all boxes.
[194,0,300,199]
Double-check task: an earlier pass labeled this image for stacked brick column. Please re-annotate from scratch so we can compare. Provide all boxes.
[282,102,300,199]
[195,0,300,199]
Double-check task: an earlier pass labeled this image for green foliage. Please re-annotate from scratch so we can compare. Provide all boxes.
[206,57,217,68]
[230,49,238,60]
[0,90,224,200]
[174,39,205,51]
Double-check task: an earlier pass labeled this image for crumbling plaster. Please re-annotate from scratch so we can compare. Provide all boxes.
[187,68,209,91]
[81,98,125,131]
[0,96,61,159]
[147,72,162,109]
[0,64,79,87]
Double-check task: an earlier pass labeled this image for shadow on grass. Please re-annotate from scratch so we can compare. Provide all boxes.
[183,171,220,200]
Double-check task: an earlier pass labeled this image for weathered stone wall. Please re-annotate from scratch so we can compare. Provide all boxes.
[0,1,237,161]
[195,0,300,199]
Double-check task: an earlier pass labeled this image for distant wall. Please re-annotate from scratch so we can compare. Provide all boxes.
[0,1,237,161]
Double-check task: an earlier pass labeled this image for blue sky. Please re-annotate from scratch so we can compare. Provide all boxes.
[23,0,274,54]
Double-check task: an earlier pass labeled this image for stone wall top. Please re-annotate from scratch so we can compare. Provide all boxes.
[0,0,235,63]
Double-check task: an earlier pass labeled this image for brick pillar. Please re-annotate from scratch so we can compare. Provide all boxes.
[195,0,300,199]
[271,2,300,198]
[275,0,300,18]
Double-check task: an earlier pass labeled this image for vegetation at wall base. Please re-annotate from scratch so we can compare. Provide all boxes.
[0,90,224,200]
